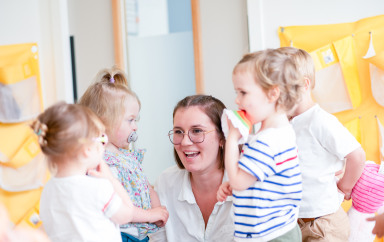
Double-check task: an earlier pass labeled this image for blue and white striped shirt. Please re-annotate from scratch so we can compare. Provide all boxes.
[233,125,302,241]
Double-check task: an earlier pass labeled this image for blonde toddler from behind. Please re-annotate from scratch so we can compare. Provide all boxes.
[282,46,365,241]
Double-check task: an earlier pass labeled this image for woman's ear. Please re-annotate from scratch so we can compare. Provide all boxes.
[219,139,225,149]
[268,85,280,102]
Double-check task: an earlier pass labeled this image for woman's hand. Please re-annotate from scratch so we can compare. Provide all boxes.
[217,181,232,202]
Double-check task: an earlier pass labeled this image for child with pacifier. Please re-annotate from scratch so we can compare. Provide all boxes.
[79,67,168,242]
[35,102,165,242]
[217,49,303,241]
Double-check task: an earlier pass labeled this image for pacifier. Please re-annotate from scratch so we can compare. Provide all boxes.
[127,131,138,143]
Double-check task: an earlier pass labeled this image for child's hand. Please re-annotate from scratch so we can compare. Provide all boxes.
[227,118,242,141]
[148,206,169,227]
[337,182,351,200]
[217,182,232,202]
[367,213,384,238]
[87,161,114,181]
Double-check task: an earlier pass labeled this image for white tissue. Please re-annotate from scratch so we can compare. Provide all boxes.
[221,109,251,144]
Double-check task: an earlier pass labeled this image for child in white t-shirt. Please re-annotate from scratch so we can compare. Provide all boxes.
[283,46,366,241]
[35,102,168,242]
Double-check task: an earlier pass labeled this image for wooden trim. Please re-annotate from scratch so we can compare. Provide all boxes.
[191,0,204,94]
[111,0,125,70]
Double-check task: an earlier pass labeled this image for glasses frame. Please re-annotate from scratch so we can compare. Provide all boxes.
[168,129,215,145]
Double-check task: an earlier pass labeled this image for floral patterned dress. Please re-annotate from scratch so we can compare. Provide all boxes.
[104,148,158,238]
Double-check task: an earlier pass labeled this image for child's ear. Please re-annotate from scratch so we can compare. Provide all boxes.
[268,85,280,102]
[82,144,93,159]
[304,77,311,90]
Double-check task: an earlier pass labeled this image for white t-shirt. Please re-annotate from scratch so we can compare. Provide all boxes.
[291,104,361,218]
[149,166,235,242]
[40,175,122,242]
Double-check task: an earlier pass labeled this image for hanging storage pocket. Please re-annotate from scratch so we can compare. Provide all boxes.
[310,36,362,113]
[0,122,41,168]
[366,51,384,107]
[0,43,43,123]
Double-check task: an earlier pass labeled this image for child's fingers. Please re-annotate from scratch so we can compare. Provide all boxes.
[217,191,227,202]
[366,216,376,222]
[226,117,234,129]
[87,169,99,177]
[216,191,223,201]
[224,186,232,194]
[155,220,164,227]
[223,183,232,195]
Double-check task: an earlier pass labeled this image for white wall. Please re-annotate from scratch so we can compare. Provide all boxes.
[137,0,169,36]
[247,0,384,51]
[0,0,250,183]
[67,0,115,99]
[200,0,249,110]
[0,0,73,107]
[127,0,248,182]
[128,32,196,183]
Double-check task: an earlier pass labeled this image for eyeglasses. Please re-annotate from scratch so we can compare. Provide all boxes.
[94,133,108,146]
[168,128,215,145]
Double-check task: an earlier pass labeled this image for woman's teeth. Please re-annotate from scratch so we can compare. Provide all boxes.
[184,151,199,157]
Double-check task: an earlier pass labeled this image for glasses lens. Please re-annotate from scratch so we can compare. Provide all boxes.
[188,129,204,143]
[169,130,183,145]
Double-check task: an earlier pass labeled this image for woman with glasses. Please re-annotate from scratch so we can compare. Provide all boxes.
[149,95,235,241]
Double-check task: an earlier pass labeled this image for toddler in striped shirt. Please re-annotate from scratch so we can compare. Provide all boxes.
[217,48,304,241]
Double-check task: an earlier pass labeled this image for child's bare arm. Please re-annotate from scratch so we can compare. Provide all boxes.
[147,181,167,227]
[337,147,366,200]
[88,161,169,225]
[148,180,161,208]
[130,206,169,227]
[225,122,257,191]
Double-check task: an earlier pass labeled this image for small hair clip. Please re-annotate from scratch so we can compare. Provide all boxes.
[36,129,42,136]
[110,77,115,83]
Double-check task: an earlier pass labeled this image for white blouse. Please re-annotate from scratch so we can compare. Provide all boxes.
[149,166,235,242]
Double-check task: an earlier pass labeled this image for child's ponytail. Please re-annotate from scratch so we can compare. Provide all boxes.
[31,102,104,161]
[95,66,130,88]
[78,66,140,135]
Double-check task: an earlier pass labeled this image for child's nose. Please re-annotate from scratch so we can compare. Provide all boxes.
[235,96,240,106]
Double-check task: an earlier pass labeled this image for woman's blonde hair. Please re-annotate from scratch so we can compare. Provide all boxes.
[233,49,304,111]
[78,66,140,135]
[31,102,104,164]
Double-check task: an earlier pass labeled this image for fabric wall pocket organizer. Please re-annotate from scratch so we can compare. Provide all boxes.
[0,153,47,192]
[0,122,41,168]
[366,51,384,107]
[0,43,43,123]
[310,35,362,114]
[344,117,362,144]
